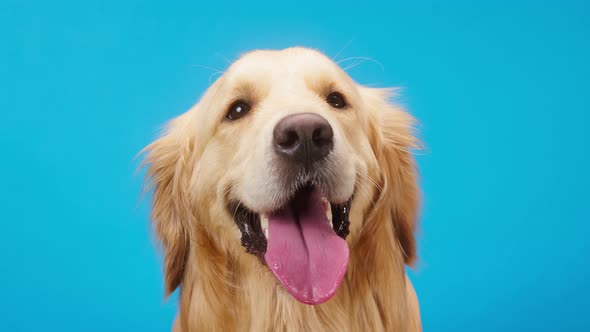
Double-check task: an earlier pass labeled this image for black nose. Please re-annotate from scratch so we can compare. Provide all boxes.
[273,113,334,168]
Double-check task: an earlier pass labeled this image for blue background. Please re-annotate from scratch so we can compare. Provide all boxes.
[1,1,588,331]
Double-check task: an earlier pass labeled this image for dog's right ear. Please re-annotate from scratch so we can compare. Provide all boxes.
[362,87,420,266]
[142,111,197,296]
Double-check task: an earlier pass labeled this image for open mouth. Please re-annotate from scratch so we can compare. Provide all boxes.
[228,183,352,305]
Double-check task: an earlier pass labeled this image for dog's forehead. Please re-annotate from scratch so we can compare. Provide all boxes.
[226,47,343,82]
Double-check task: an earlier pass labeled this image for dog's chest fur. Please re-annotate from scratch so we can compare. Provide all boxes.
[177,229,411,332]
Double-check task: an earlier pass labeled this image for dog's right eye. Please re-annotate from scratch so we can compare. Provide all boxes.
[326,91,347,109]
[226,101,252,121]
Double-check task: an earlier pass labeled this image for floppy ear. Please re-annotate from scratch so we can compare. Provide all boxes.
[363,88,420,265]
[142,111,197,295]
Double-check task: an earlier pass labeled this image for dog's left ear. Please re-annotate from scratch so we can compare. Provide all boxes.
[363,87,420,265]
[142,111,197,295]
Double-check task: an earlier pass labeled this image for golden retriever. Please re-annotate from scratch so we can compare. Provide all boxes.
[143,47,421,331]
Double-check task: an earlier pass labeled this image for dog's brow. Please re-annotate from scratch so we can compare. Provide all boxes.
[305,74,342,97]
[230,79,266,104]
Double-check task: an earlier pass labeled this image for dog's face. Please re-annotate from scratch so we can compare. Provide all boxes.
[144,47,419,305]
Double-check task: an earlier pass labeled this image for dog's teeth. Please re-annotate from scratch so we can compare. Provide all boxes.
[261,214,269,239]
[327,203,333,228]
[320,198,333,227]
[260,214,269,230]
[321,197,329,211]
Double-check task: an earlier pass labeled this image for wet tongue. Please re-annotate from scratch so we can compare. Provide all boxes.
[264,187,349,305]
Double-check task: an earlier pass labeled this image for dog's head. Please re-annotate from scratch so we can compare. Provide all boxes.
[144,47,419,305]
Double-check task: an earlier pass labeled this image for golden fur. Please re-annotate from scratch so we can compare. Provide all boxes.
[143,47,422,331]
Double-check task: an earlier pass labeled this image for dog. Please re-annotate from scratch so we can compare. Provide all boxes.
[143,47,422,331]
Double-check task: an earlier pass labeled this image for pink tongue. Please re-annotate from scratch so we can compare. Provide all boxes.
[264,187,349,305]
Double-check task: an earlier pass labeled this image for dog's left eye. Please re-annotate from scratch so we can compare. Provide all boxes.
[326,92,347,109]
[226,101,252,121]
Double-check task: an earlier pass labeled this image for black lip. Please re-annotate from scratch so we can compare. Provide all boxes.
[228,201,267,259]
[228,186,353,259]
[331,199,352,238]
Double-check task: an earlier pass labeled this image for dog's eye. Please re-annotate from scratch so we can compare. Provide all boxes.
[226,101,252,121]
[326,92,347,109]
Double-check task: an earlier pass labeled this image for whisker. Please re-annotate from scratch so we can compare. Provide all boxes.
[332,38,355,61]
[209,71,224,84]
[337,56,385,72]
[232,201,242,221]
[356,169,383,193]
[354,171,381,211]
[215,52,233,65]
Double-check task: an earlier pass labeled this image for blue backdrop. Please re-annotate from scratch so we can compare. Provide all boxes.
[1,1,588,331]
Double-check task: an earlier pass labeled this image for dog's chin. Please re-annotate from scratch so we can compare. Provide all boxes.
[228,182,353,305]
